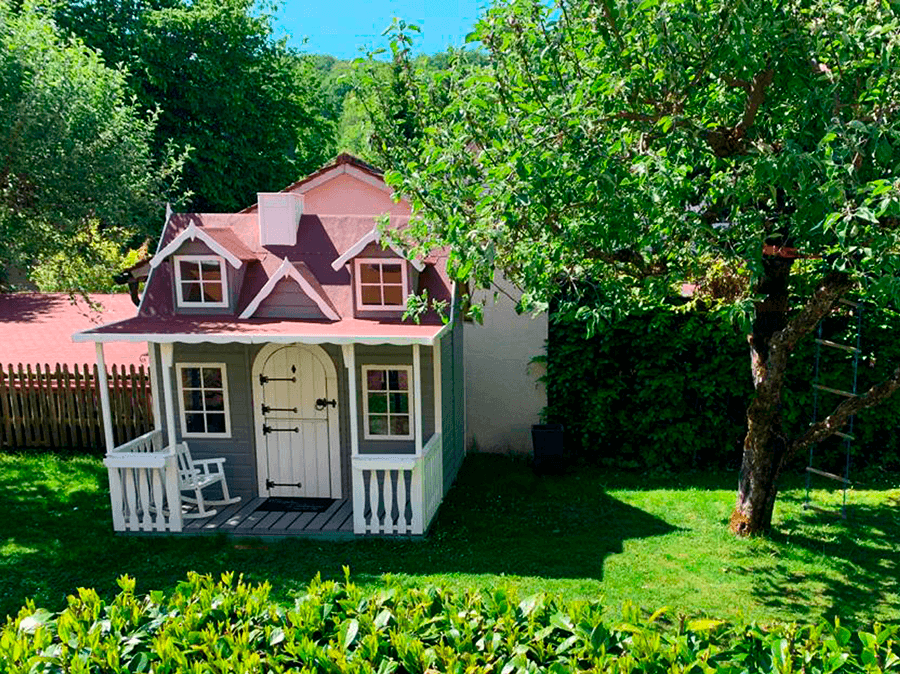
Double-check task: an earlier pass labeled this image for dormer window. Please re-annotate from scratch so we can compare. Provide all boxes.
[355,258,407,310]
[174,255,228,308]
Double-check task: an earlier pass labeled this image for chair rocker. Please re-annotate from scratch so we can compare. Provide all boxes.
[176,442,241,518]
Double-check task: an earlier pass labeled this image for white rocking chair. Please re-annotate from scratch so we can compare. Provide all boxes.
[176,442,241,518]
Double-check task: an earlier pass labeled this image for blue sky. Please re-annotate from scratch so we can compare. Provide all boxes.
[273,0,484,59]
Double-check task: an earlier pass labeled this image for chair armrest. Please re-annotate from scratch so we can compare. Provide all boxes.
[193,458,227,475]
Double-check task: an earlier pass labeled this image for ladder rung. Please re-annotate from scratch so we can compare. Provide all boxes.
[805,466,853,485]
[834,431,855,441]
[838,298,861,308]
[813,384,856,397]
[815,338,860,354]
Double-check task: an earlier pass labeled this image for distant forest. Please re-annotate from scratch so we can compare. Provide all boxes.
[0,0,477,291]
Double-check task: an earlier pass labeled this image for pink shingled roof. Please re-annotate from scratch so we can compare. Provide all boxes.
[0,293,145,367]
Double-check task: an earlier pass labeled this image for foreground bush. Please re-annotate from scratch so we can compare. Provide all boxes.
[2,572,898,673]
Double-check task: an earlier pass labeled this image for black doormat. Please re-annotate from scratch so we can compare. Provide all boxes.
[255,497,334,513]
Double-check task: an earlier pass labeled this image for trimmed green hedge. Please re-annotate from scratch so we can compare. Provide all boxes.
[3,573,898,673]
[546,305,900,471]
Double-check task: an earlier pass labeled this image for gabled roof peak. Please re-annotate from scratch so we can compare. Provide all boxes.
[331,227,426,272]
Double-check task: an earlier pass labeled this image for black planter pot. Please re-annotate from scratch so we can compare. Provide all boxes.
[531,424,565,474]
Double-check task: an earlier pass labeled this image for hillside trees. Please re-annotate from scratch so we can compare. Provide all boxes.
[54,0,335,212]
[357,1,900,534]
[0,0,180,288]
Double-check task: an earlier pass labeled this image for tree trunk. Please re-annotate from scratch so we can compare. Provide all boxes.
[728,254,862,535]
[730,256,793,535]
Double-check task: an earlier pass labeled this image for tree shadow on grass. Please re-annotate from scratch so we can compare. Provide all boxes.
[0,453,678,617]
[736,491,899,626]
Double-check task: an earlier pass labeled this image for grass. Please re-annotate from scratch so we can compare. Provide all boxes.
[1,450,897,625]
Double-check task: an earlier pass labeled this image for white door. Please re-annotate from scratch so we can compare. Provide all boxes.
[253,344,341,498]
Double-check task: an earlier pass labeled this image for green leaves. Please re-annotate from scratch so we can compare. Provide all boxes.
[2,572,900,673]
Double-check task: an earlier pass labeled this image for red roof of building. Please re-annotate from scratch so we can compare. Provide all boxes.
[0,293,145,367]
[74,156,454,345]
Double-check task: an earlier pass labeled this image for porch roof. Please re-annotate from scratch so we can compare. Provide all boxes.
[72,315,448,346]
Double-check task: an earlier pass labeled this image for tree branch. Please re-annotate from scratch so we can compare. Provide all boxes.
[789,366,900,456]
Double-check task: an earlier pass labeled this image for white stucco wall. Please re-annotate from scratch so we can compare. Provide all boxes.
[464,280,547,454]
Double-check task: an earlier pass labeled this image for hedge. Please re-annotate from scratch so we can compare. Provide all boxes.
[2,573,898,673]
[545,303,900,472]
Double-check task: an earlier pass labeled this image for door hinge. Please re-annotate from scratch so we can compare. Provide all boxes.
[266,479,302,489]
[259,374,297,385]
[262,404,298,414]
[262,424,299,435]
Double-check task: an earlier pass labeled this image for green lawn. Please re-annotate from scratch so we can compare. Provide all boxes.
[1,450,897,626]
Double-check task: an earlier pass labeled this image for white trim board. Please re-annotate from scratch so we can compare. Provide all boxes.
[331,228,426,272]
[240,257,339,320]
[150,223,242,270]
[297,163,393,196]
[72,323,452,347]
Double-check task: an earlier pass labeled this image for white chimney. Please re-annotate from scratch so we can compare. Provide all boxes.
[258,193,303,246]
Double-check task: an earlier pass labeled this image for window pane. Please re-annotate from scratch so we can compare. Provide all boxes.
[368,392,388,413]
[183,390,203,412]
[389,392,409,413]
[185,413,205,433]
[182,282,202,302]
[390,415,410,436]
[381,264,402,284]
[366,369,386,391]
[395,370,408,390]
[206,413,227,434]
[359,263,381,283]
[179,260,201,280]
[382,285,403,306]
[368,415,388,435]
[200,261,222,280]
[360,285,381,305]
[181,367,201,388]
[202,368,222,388]
[202,282,224,303]
[204,391,225,412]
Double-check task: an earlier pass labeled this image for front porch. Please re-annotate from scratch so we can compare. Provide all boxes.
[104,428,444,536]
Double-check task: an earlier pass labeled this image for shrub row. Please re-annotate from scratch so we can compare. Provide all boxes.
[545,304,900,472]
[3,572,899,673]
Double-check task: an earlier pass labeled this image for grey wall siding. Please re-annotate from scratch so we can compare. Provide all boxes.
[354,344,434,455]
[170,342,257,498]
[440,317,465,493]
[160,340,435,502]
[254,278,326,319]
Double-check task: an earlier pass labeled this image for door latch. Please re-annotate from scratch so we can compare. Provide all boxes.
[315,397,337,410]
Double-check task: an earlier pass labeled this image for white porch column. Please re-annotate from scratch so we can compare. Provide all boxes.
[413,343,422,456]
[341,343,359,456]
[147,343,163,432]
[159,343,177,449]
[432,341,442,436]
[95,343,115,452]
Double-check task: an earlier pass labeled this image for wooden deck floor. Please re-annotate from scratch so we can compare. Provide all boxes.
[180,497,355,537]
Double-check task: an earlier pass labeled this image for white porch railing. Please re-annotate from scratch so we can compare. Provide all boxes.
[351,432,443,535]
[104,429,183,533]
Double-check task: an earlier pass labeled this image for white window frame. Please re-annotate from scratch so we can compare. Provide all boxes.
[361,365,414,441]
[354,258,408,311]
[174,255,229,308]
[176,362,232,438]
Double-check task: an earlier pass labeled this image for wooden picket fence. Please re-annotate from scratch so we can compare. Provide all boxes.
[0,363,154,451]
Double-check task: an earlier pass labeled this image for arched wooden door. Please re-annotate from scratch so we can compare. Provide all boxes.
[252,344,341,498]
